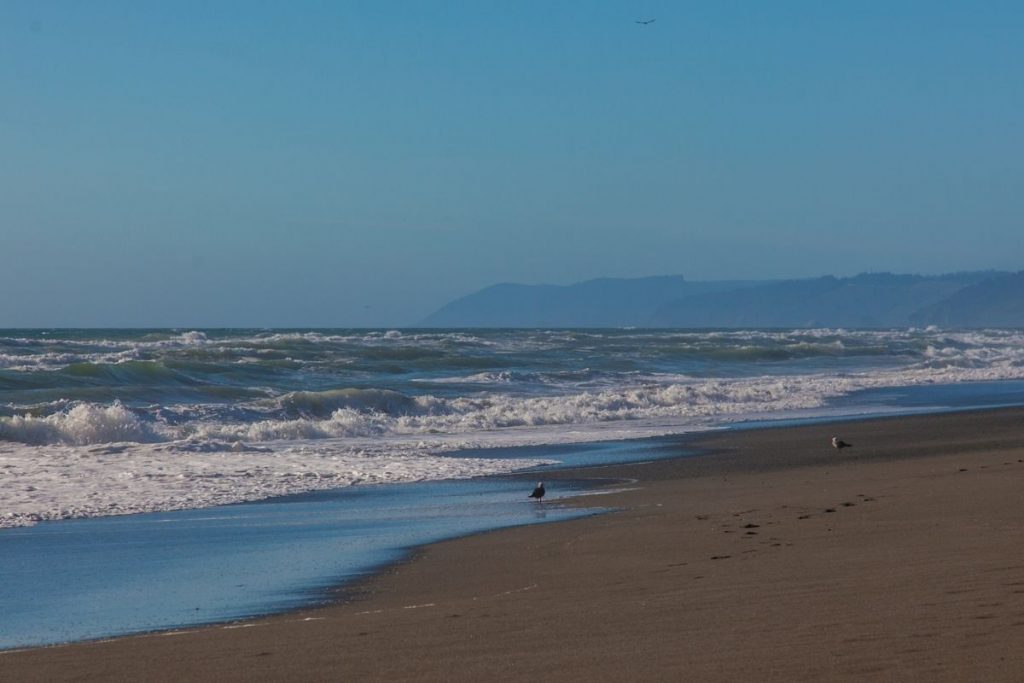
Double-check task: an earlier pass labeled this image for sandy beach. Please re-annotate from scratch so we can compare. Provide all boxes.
[5,407,1024,682]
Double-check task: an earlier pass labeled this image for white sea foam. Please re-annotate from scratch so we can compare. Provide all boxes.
[0,438,554,529]
[0,402,163,446]
[0,329,507,371]
[7,350,1023,453]
[4,328,1024,528]
[4,362,1024,529]
[274,388,420,419]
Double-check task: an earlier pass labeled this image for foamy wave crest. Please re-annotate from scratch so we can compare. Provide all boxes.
[419,370,542,385]
[0,402,162,446]
[195,408,390,441]
[0,350,143,371]
[0,331,211,371]
[275,388,420,419]
[390,379,827,433]
[258,360,1024,438]
[6,327,1024,528]
[8,345,1024,448]
[0,328,509,372]
[0,439,553,529]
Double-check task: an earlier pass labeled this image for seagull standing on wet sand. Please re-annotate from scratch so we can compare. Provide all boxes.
[832,436,852,450]
[529,482,545,501]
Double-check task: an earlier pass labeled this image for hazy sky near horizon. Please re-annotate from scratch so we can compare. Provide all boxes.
[3,1,1023,326]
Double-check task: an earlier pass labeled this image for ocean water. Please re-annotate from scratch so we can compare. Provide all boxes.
[4,327,1024,649]
[0,477,604,650]
[3,327,1024,528]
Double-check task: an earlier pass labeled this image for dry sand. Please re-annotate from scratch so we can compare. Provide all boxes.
[5,407,1024,682]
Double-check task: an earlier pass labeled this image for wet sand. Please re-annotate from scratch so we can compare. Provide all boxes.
[5,407,1024,681]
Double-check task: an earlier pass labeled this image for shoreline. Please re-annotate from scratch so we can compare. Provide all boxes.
[6,406,1024,681]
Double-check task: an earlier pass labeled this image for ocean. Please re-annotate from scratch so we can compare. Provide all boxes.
[3,327,1024,528]
[3,327,1024,648]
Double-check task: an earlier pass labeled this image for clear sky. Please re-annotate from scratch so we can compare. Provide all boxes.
[2,1,1022,326]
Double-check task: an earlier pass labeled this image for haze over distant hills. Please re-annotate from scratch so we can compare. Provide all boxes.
[419,271,1024,328]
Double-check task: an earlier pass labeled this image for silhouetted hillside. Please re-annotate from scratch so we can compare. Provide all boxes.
[909,271,1024,327]
[651,273,993,328]
[419,276,758,327]
[420,271,1016,328]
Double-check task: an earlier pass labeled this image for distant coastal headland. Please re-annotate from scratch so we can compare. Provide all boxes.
[421,270,1024,328]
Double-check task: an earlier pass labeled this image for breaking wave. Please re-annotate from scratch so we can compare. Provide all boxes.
[0,402,161,446]
[6,359,1024,449]
[275,388,421,419]
[5,326,1024,527]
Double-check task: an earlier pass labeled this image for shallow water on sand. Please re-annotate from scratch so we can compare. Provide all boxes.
[0,436,691,650]
[0,476,603,650]
[5,379,1024,650]
[6,328,1024,528]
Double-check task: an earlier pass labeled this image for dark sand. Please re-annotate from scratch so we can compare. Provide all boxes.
[5,408,1024,682]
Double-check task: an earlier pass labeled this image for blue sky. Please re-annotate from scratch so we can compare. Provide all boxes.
[2,1,1022,326]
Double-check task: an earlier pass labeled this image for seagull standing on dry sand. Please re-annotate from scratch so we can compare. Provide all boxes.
[529,482,546,501]
[832,436,852,450]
